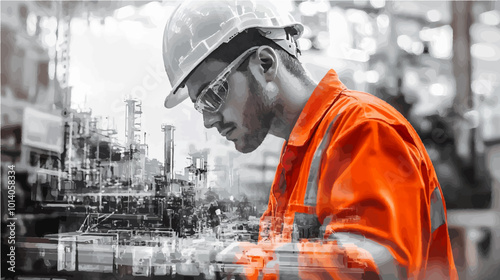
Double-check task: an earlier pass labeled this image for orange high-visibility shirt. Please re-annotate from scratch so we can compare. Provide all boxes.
[258,69,458,279]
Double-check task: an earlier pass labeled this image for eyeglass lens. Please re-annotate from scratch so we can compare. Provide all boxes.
[199,79,229,112]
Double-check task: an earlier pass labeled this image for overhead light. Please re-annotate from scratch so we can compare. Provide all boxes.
[48,47,55,59]
[40,16,58,33]
[411,41,424,55]
[365,70,379,83]
[56,64,66,81]
[426,10,441,23]
[397,35,412,51]
[370,0,385,9]
[429,25,453,59]
[48,61,55,80]
[42,33,57,47]
[470,24,500,44]
[298,2,317,17]
[346,9,368,24]
[404,71,419,87]
[317,2,330,13]
[377,14,390,32]
[419,27,432,41]
[479,10,500,26]
[429,83,446,96]
[27,12,37,36]
[471,43,500,61]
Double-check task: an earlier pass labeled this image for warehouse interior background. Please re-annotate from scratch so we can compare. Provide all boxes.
[2,1,500,279]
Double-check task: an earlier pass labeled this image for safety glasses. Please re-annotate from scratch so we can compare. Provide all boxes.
[194,47,259,113]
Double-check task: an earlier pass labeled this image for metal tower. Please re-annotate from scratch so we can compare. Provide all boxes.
[161,124,175,183]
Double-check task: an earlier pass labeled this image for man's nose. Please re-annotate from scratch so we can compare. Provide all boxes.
[203,111,222,129]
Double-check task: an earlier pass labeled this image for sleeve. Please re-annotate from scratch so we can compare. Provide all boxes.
[313,119,430,279]
[220,120,436,280]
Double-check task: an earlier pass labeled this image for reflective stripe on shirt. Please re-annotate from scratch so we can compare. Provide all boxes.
[298,116,407,279]
[304,119,337,206]
[430,187,445,232]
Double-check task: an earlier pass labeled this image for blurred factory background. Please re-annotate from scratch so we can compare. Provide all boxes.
[1,1,500,280]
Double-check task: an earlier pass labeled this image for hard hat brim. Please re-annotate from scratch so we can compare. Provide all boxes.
[164,86,189,109]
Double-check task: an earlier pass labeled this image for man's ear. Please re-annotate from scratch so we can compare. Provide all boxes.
[249,46,278,82]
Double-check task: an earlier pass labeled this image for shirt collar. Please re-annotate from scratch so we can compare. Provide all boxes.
[287,69,347,146]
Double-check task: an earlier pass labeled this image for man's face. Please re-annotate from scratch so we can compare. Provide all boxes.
[185,58,272,153]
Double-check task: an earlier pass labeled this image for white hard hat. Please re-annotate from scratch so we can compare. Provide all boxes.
[163,0,304,108]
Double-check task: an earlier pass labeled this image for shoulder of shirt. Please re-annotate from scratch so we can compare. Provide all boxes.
[321,89,409,128]
[316,89,429,162]
[311,88,435,185]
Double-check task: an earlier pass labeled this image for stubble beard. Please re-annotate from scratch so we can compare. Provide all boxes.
[237,72,273,153]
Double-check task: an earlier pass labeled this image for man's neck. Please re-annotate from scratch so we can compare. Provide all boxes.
[270,74,317,141]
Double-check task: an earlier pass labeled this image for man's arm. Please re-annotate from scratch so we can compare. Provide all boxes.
[311,119,437,279]
[259,119,436,280]
[215,119,452,280]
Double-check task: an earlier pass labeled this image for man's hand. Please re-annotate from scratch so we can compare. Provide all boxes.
[215,242,270,280]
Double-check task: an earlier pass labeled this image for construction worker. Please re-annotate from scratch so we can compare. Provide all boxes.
[161,0,458,279]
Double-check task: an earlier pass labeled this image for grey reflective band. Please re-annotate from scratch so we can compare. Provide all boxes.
[304,120,337,206]
[297,114,417,279]
[329,232,406,280]
[430,187,446,232]
[296,120,337,240]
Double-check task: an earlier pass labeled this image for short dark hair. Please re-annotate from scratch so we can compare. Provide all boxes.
[208,28,307,79]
